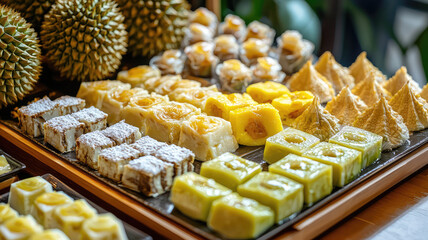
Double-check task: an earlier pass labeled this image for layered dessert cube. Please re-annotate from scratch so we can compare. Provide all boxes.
[18,96,60,137]
[329,126,383,169]
[29,229,70,240]
[71,106,108,133]
[207,193,274,239]
[168,86,220,109]
[53,96,85,115]
[76,80,131,108]
[246,81,290,103]
[154,144,195,177]
[101,121,141,145]
[200,153,261,191]
[76,131,115,170]
[31,191,73,228]
[237,172,304,223]
[271,91,314,125]
[264,127,320,164]
[43,115,85,153]
[130,136,167,156]
[303,142,362,187]
[122,156,174,196]
[269,154,333,205]
[204,93,257,120]
[0,215,43,240]
[9,176,53,215]
[0,203,18,224]
[178,115,238,161]
[117,65,161,88]
[81,213,128,240]
[170,172,232,221]
[98,144,141,182]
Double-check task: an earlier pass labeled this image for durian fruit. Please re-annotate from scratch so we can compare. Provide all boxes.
[325,86,367,125]
[117,0,190,57]
[383,66,421,96]
[349,52,386,84]
[40,0,127,81]
[0,5,42,109]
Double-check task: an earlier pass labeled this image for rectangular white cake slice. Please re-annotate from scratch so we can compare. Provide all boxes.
[130,136,168,156]
[71,106,107,133]
[101,120,141,145]
[43,115,85,153]
[98,144,141,182]
[154,145,195,177]
[76,131,115,169]
[53,96,85,115]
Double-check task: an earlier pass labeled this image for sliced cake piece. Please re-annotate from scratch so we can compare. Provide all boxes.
[383,67,421,95]
[325,86,367,125]
[76,80,131,108]
[43,115,85,153]
[349,52,386,84]
[53,96,85,115]
[71,106,107,133]
[76,131,115,170]
[352,71,392,106]
[204,93,257,120]
[130,136,168,156]
[98,144,141,182]
[154,144,195,177]
[122,156,174,196]
[80,213,128,240]
[31,191,73,229]
[169,86,220,109]
[102,120,141,145]
[18,96,60,137]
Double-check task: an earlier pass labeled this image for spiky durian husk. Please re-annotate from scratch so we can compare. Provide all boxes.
[40,0,127,81]
[0,5,42,109]
[0,0,55,31]
[117,0,190,57]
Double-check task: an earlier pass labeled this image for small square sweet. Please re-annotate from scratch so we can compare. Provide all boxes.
[204,93,257,120]
[154,144,195,177]
[303,142,362,187]
[122,156,174,196]
[329,126,383,169]
[246,81,290,103]
[269,154,333,205]
[71,106,107,133]
[130,136,168,156]
[18,96,60,137]
[43,115,85,153]
[170,172,232,221]
[81,213,128,240]
[145,102,201,144]
[76,131,115,170]
[53,95,85,115]
[76,80,131,108]
[229,103,283,146]
[101,120,141,145]
[178,115,238,161]
[207,193,274,239]
[0,215,43,240]
[31,191,73,229]
[29,229,70,240]
[0,204,18,224]
[200,152,261,191]
[237,172,304,223]
[98,144,141,182]
[264,127,320,164]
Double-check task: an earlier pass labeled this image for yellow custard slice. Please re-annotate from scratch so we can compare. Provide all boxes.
[204,93,257,120]
[76,81,131,108]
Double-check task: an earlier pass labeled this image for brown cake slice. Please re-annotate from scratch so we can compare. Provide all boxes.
[101,121,141,145]
[130,136,168,156]
[154,145,195,176]
[76,131,115,169]
[71,107,108,133]
[43,115,85,153]
[98,144,141,182]
[53,96,85,115]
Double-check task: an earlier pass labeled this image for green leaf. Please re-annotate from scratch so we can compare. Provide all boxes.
[345,0,374,53]
[415,26,428,83]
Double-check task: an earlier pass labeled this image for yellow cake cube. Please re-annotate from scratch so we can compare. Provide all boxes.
[168,85,221,109]
[80,213,128,240]
[9,176,53,215]
[207,193,274,239]
[170,172,232,221]
[229,104,283,146]
[303,142,362,187]
[144,75,181,93]
[117,65,161,87]
[29,229,70,240]
[0,215,43,240]
[329,126,383,169]
[0,203,18,224]
[264,127,320,164]
[31,191,74,229]
[204,93,257,120]
[269,154,333,205]
[271,91,314,125]
[200,153,261,191]
[237,172,303,223]
[76,81,131,108]
[246,81,290,103]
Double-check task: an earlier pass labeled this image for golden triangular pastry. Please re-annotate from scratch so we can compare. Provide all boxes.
[287,61,335,103]
[389,83,428,132]
[325,86,367,125]
[383,67,421,96]
[349,52,386,84]
[315,51,355,94]
[353,97,409,151]
[351,71,392,105]
[291,97,340,141]
[419,84,428,102]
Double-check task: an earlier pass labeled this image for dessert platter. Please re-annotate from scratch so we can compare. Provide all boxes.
[1,3,428,240]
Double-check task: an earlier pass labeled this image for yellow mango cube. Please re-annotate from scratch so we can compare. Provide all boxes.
[246,81,290,103]
[264,127,320,164]
[170,173,232,221]
[269,154,333,205]
[271,91,314,125]
[207,193,274,239]
[303,142,362,187]
[200,153,261,191]
[229,104,283,146]
[204,93,257,120]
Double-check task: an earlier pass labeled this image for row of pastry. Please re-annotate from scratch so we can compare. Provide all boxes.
[1,176,128,240]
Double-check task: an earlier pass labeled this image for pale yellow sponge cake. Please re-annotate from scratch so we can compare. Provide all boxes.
[315,51,354,94]
[351,71,392,106]
[349,52,386,84]
[383,66,421,96]
[325,86,367,125]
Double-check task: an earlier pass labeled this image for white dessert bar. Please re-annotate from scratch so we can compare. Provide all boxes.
[122,156,174,196]
[154,145,195,176]
[43,115,85,153]
[71,106,108,133]
[53,96,85,115]
[98,144,141,182]
[101,120,141,145]
[18,96,60,137]
[76,131,115,170]
[130,136,168,156]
